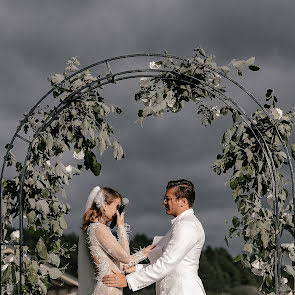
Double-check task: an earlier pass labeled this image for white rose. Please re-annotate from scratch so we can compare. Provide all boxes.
[149,61,161,70]
[281,277,288,285]
[73,150,85,160]
[211,106,221,117]
[271,108,283,120]
[65,165,73,173]
[10,230,20,241]
[251,260,261,269]
[65,165,80,175]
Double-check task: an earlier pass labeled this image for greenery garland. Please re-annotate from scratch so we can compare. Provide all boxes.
[1,49,295,294]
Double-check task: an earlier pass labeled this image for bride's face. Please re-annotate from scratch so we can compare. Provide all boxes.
[102,197,122,222]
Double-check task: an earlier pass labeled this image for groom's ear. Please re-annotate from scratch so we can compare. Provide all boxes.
[181,198,188,207]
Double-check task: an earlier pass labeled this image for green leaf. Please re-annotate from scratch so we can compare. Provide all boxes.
[232,216,240,227]
[261,230,269,248]
[266,276,272,287]
[2,264,11,282]
[220,107,228,116]
[48,253,60,267]
[230,178,239,190]
[92,160,101,176]
[234,254,242,262]
[232,111,239,123]
[249,65,260,71]
[36,238,48,260]
[27,211,36,224]
[285,265,295,277]
[48,267,63,280]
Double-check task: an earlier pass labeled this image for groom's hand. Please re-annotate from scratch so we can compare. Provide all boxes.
[103,269,127,288]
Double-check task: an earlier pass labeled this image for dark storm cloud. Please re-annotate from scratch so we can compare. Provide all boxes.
[1,0,295,256]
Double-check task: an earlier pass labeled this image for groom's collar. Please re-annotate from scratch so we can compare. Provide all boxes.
[171,208,194,225]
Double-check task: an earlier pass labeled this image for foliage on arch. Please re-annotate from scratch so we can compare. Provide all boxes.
[1,49,295,294]
[1,57,124,294]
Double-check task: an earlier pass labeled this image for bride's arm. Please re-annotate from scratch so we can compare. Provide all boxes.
[117,224,130,256]
[94,225,147,266]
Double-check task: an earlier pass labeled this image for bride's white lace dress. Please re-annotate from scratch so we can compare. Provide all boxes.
[87,222,146,295]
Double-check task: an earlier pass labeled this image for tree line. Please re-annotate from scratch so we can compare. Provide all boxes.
[18,229,263,294]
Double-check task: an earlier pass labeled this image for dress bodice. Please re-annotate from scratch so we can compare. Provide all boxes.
[87,222,146,295]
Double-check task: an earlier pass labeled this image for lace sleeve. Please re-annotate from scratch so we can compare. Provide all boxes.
[117,224,130,256]
[94,223,146,266]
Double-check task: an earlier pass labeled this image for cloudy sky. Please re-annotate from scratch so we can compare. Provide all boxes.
[1,0,295,256]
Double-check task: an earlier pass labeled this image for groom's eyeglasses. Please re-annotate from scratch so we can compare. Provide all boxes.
[163,196,177,203]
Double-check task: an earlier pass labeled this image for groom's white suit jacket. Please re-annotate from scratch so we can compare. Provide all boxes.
[126,209,206,295]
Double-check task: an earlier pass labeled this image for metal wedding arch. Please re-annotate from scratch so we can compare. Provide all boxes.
[0,53,294,294]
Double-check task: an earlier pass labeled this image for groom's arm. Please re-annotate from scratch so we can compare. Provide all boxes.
[126,221,200,291]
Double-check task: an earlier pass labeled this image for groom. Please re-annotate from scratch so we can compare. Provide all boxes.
[103,179,206,295]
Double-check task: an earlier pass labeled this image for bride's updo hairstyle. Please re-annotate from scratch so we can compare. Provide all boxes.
[82,187,122,231]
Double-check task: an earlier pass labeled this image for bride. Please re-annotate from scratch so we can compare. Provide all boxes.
[78,186,154,295]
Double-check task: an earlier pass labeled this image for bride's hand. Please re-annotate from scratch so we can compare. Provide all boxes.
[142,245,155,258]
[116,210,125,226]
[123,265,136,274]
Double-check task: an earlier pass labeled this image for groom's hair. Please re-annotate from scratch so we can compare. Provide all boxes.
[166,179,195,207]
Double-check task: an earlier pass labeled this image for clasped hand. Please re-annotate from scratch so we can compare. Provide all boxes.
[103,245,155,288]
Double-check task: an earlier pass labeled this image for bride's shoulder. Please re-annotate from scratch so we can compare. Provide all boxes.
[88,222,109,231]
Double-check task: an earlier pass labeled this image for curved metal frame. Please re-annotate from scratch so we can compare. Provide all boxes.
[0,53,294,294]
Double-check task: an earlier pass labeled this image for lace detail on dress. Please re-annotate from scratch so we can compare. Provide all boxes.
[87,224,109,283]
[86,222,147,295]
[117,223,131,244]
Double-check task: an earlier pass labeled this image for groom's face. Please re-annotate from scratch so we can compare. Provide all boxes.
[163,187,181,217]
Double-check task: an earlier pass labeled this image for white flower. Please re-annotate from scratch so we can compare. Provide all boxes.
[65,165,73,173]
[251,260,261,269]
[73,150,85,160]
[48,74,65,84]
[139,77,150,88]
[64,165,80,175]
[10,230,20,241]
[281,277,288,285]
[149,61,161,70]
[281,243,294,251]
[211,106,221,117]
[46,160,51,167]
[271,107,283,120]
